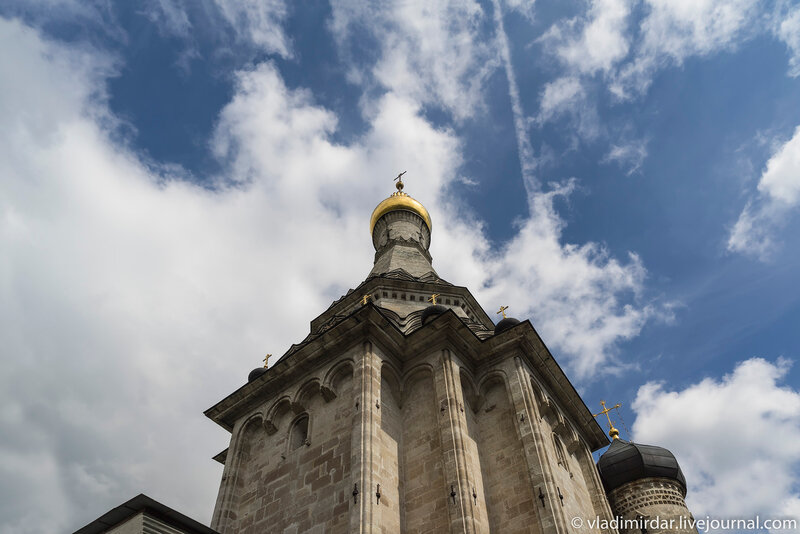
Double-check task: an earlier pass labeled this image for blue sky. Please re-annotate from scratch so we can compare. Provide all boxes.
[1,1,799,532]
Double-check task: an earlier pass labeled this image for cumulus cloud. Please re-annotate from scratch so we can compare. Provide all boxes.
[328,0,498,120]
[539,0,768,100]
[0,10,663,532]
[612,0,762,97]
[537,76,585,123]
[728,125,800,260]
[0,16,461,531]
[483,0,660,379]
[541,0,633,75]
[632,358,800,529]
[479,180,659,378]
[530,0,777,172]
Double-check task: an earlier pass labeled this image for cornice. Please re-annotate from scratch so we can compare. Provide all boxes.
[204,305,609,450]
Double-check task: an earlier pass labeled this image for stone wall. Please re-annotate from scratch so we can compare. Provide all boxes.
[471,376,539,532]
[378,370,402,532]
[608,477,697,534]
[399,368,449,533]
[211,351,356,534]
[211,342,616,534]
[107,513,143,534]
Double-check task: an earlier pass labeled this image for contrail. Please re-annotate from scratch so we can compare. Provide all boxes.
[491,0,538,195]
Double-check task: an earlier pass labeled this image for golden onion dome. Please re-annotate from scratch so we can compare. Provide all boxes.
[369,177,432,235]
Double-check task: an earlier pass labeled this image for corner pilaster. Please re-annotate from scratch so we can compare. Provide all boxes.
[434,349,483,534]
[350,341,380,533]
[509,355,570,534]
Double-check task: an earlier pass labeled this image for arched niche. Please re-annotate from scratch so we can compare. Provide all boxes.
[321,359,355,401]
[264,396,293,435]
[288,413,310,452]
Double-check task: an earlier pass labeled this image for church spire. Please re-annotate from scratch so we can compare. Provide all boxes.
[368,173,437,279]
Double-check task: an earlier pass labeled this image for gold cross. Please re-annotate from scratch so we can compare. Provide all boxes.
[263,354,271,369]
[394,171,407,191]
[497,305,509,318]
[361,294,371,305]
[428,293,440,305]
[593,400,622,440]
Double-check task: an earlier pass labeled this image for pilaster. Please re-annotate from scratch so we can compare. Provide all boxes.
[577,442,618,533]
[350,341,380,533]
[434,349,482,534]
[509,355,569,534]
[210,424,243,534]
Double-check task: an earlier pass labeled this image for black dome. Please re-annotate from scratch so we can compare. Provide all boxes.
[494,317,521,334]
[248,367,268,382]
[597,439,686,494]
[421,304,448,324]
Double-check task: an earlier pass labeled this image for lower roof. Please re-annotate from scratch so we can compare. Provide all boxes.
[72,494,219,534]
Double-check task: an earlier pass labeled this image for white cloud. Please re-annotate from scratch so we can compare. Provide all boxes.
[728,125,800,260]
[777,6,800,77]
[632,358,800,530]
[142,0,192,39]
[212,0,292,58]
[0,16,457,531]
[504,0,536,20]
[479,180,659,378]
[0,12,663,532]
[483,0,660,379]
[533,0,631,143]
[603,137,649,175]
[328,0,498,120]
[639,0,760,58]
[539,0,768,99]
[757,127,800,205]
[0,0,128,44]
[538,76,585,122]
[542,0,633,75]
[612,0,762,97]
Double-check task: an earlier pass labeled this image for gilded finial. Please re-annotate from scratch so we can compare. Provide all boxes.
[428,293,440,305]
[370,171,431,234]
[263,354,271,369]
[497,305,509,319]
[394,171,407,192]
[361,294,371,305]
[593,400,622,440]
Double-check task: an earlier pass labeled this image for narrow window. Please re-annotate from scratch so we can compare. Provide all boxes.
[553,433,567,469]
[290,415,309,450]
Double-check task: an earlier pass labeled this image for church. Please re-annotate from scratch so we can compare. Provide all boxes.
[75,177,698,534]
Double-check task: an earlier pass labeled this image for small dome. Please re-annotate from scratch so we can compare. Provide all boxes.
[421,304,448,325]
[248,367,268,382]
[494,317,521,334]
[597,439,686,494]
[370,185,432,235]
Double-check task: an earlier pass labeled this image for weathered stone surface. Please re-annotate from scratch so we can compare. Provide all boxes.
[608,477,698,534]
[209,324,623,534]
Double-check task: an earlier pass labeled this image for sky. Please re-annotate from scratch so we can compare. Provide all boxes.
[0,0,799,532]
